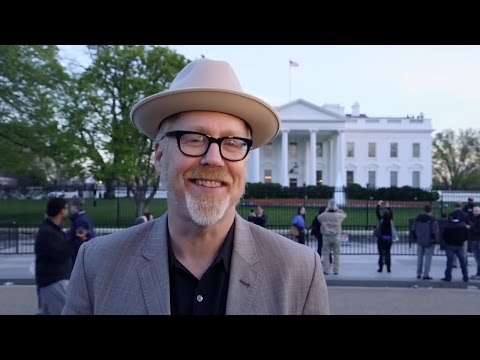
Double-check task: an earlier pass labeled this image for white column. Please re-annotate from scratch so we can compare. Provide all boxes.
[309,130,317,186]
[329,137,335,186]
[281,130,289,187]
[250,148,260,183]
[336,130,346,187]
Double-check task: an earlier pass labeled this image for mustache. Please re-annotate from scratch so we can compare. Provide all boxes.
[184,167,233,186]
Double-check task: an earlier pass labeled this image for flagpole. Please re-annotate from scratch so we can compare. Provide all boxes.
[288,62,291,102]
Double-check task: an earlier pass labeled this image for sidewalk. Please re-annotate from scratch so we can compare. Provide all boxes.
[1,253,479,289]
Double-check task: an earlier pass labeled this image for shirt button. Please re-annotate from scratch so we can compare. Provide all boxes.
[196,295,203,303]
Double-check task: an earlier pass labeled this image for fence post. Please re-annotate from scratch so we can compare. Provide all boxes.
[116,195,120,228]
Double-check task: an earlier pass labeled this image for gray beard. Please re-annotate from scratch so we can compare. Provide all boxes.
[184,191,230,227]
[161,164,231,227]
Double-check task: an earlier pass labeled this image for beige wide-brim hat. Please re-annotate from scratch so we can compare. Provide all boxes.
[130,58,280,149]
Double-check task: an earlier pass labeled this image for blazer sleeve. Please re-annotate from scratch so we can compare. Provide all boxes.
[62,243,93,315]
[302,251,330,315]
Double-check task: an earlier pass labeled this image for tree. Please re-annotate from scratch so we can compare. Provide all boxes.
[432,129,480,189]
[64,45,189,215]
[0,45,80,185]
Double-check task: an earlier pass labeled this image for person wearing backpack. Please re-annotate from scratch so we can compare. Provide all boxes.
[412,205,439,280]
[310,206,326,257]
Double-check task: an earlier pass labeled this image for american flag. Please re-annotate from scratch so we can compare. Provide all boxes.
[289,60,299,67]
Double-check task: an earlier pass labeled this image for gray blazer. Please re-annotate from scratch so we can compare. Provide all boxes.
[62,213,329,315]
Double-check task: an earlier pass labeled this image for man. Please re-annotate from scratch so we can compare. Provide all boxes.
[463,198,475,223]
[441,212,469,282]
[412,205,439,280]
[63,58,329,315]
[317,199,347,275]
[468,206,480,280]
[35,198,75,315]
[68,197,95,267]
[252,206,267,228]
[449,202,470,267]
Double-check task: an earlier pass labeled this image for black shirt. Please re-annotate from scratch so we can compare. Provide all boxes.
[168,222,234,315]
[35,218,75,288]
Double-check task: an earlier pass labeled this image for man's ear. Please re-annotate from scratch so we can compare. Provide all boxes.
[154,143,163,173]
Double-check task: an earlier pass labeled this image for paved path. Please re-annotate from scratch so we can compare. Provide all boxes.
[1,285,479,315]
[1,251,479,315]
[2,253,478,288]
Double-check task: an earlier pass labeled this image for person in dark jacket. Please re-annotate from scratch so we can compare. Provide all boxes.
[375,201,394,273]
[412,205,439,280]
[463,198,476,223]
[442,212,469,282]
[35,197,75,315]
[252,206,267,228]
[375,210,394,273]
[69,197,95,268]
[310,206,326,257]
[468,206,480,280]
[448,202,471,267]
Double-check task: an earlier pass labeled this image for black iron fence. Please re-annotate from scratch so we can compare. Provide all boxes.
[1,185,479,255]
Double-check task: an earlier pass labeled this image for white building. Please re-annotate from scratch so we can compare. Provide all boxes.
[247,99,433,189]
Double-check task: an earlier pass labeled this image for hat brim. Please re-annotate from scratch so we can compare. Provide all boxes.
[130,88,280,149]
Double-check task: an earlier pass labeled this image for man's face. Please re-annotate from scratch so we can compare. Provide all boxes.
[155,111,249,226]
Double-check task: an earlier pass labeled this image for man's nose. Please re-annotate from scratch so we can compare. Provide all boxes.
[200,142,225,166]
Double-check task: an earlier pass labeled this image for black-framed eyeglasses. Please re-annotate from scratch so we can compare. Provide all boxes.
[161,131,253,162]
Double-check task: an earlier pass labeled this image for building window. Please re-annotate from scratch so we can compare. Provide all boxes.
[316,170,323,186]
[390,143,398,158]
[289,178,297,188]
[390,171,398,187]
[264,143,273,158]
[412,143,420,158]
[289,142,297,158]
[368,143,376,157]
[347,142,354,157]
[316,143,323,157]
[368,171,376,188]
[264,169,272,183]
[346,171,354,185]
[412,171,420,187]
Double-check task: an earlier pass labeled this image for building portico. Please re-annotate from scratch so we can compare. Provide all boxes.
[247,99,433,189]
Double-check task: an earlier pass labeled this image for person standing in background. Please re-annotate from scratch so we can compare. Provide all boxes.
[247,209,256,222]
[35,198,74,315]
[69,197,95,268]
[442,212,469,282]
[412,205,439,280]
[318,199,347,275]
[375,202,394,273]
[310,206,326,258]
[449,202,471,267]
[292,206,307,245]
[468,206,480,280]
[253,206,267,228]
[463,198,476,223]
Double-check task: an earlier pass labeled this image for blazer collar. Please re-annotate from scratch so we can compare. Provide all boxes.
[138,213,171,314]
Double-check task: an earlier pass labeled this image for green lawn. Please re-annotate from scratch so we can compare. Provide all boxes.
[0,198,454,229]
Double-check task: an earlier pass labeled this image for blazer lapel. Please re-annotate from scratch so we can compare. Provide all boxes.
[226,214,263,315]
[138,213,171,315]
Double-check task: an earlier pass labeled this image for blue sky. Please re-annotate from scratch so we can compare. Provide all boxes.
[59,45,480,133]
